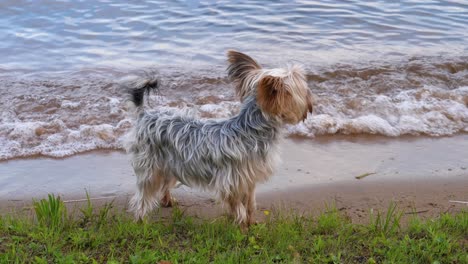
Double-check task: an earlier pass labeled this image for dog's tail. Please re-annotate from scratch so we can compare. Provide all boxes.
[122,72,160,111]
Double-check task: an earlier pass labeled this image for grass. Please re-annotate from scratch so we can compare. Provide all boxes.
[0,194,466,263]
[32,194,67,230]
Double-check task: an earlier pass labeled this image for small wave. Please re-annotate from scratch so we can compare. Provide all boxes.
[0,121,124,160]
[288,86,468,137]
[0,56,467,160]
[0,100,240,160]
[1,85,466,160]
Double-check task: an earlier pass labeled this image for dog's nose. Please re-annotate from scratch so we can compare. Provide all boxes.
[306,90,313,114]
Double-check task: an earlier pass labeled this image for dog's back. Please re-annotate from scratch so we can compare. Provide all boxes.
[127,95,280,192]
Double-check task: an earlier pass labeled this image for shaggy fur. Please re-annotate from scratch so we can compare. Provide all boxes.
[124,50,313,227]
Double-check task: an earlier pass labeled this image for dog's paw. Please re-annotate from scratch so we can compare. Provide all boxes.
[161,197,178,208]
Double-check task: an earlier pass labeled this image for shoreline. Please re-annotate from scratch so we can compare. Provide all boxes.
[1,133,464,163]
[1,135,467,222]
[2,177,466,224]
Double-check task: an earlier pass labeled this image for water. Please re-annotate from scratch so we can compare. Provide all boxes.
[0,0,467,160]
[1,0,467,70]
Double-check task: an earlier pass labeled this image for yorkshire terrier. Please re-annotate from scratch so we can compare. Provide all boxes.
[123,50,313,227]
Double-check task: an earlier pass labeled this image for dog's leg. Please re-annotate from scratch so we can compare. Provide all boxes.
[129,169,163,221]
[227,193,247,228]
[161,177,178,207]
[244,184,257,226]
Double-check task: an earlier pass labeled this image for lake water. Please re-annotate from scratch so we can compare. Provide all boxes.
[0,0,467,160]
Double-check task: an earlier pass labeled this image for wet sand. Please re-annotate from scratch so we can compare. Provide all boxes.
[1,135,467,222]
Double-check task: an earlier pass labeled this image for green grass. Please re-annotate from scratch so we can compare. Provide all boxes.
[0,194,467,263]
[32,194,67,230]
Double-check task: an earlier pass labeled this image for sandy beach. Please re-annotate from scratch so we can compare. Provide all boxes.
[1,135,466,222]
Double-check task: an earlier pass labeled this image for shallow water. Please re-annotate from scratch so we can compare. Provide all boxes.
[1,136,467,200]
[0,0,467,159]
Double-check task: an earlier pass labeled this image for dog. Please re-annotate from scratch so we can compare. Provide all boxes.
[123,50,313,227]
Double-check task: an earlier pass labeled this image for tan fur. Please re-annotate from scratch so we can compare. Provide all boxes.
[257,69,312,124]
[129,171,164,220]
[257,75,289,115]
[161,177,178,207]
[227,51,313,124]
[224,184,256,230]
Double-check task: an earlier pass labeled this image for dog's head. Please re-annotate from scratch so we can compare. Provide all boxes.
[227,50,313,124]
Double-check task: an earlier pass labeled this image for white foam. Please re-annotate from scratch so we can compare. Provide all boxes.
[0,120,123,160]
[0,97,240,160]
[107,97,121,115]
[198,102,239,118]
[1,82,467,160]
[61,100,81,109]
[287,86,468,137]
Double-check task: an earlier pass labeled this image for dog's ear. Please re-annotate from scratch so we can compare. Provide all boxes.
[227,50,261,100]
[257,75,289,116]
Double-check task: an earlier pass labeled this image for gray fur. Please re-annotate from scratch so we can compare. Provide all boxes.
[125,93,281,222]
